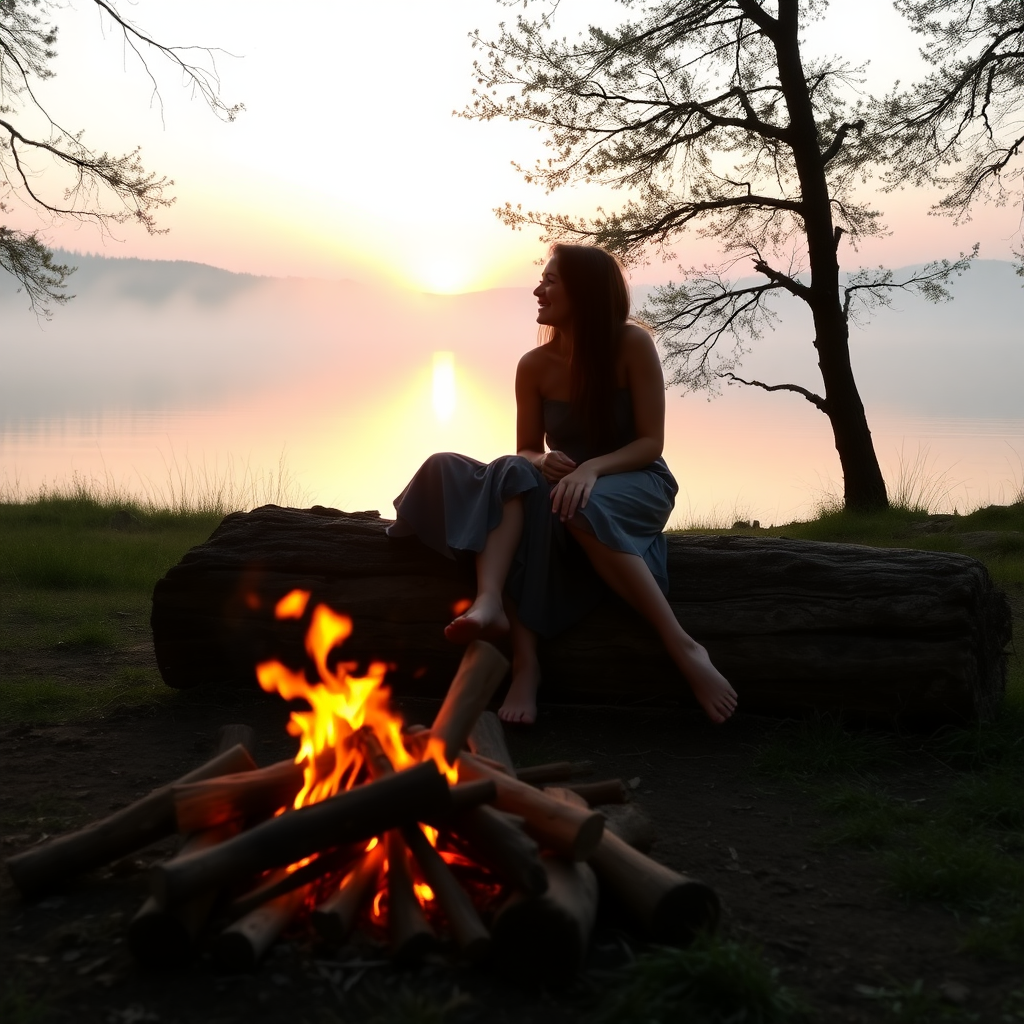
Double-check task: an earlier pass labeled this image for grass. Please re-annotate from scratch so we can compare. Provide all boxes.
[759,708,1024,961]
[0,488,225,728]
[596,936,806,1024]
[752,713,900,778]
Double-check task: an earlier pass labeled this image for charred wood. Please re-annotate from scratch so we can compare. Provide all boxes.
[151,763,450,906]
[311,843,386,944]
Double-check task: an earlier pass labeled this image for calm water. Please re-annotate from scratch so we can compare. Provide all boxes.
[2,256,1021,522]
[3,383,1020,524]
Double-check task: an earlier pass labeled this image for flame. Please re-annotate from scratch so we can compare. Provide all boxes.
[452,598,472,616]
[413,882,435,903]
[256,595,417,810]
[365,837,379,852]
[276,589,310,619]
[423,736,459,785]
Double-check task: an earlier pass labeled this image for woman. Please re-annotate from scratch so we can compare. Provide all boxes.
[387,244,737,725]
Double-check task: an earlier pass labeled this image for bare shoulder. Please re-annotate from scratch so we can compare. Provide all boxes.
[620,321,656,355]
[620,322,660,371]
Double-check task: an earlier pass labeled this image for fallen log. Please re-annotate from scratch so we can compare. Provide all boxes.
[150,762,450,906]
[150,506,1013,723]
[6,744,257,897]
[491,856,599,982]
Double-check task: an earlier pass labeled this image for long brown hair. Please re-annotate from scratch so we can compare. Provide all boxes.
[547,243,631,449]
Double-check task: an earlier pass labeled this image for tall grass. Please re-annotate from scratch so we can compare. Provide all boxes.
[0,449,308,517]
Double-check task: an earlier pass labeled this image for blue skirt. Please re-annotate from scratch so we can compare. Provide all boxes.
[386,452,678,638]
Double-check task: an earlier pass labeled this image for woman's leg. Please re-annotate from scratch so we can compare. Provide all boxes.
[498,604,541,725]
[445,496,524,644]
[568,525,738,723]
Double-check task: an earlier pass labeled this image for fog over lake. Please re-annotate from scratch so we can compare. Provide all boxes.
[2,252,1021,522]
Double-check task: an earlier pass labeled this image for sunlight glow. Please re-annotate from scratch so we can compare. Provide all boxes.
[432,352,457,422]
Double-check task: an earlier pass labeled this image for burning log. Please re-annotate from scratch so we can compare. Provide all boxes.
[311,842,386,944]
[226,844,360,920]
[467,711,515,773]
[457,752,604,861]
[386,830,437,963]
[151,507,1012,723]
[491,856,599,983]
[214,873,315,972]
[445,807,547,897]
[6,744,257,897]
[431,642,510,763]
[402,823,490,962]
[128,821,240,967]
[515,761,594,786]
[548,786,718,944]
[151,762,451,906]
[173,758,305,833]
[555,779,629,806]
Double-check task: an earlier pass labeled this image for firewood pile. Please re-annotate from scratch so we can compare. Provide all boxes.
[5,593,718,981]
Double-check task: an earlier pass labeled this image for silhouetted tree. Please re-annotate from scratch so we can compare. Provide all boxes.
[0,0,240,315]
[468,0,974,511]
[885,0,1024,273]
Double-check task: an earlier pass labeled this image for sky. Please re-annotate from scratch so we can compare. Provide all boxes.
[5,0,1020,293]
[3,0,1021,519]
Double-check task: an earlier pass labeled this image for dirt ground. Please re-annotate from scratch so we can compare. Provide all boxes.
[3,659,1021,1024]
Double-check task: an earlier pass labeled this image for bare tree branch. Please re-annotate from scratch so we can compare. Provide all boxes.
[722,372,829,412]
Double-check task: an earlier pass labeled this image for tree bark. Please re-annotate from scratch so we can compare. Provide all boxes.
[150,507,1011,723]
[772,0,889,510]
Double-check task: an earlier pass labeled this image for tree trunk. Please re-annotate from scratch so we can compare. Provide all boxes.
[774,0,889,511]
[150,507,1011,724]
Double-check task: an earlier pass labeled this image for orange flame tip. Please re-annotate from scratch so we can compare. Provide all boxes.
[423,736,459,785]
[275,589,311,619]
[452,598,472,616]
[365,837,379,852]
[413,882,435,903]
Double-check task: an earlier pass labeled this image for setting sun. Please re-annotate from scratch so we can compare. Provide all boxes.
[432,352,457,422]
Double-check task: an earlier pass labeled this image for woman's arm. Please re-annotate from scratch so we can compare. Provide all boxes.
[550,324,665,520]
[516,350,577,482]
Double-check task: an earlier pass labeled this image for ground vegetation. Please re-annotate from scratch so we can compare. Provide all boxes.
[0,488,1021,1021]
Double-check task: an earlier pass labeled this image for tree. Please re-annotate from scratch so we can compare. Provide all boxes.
[884,0,1024,273]
[467,0,974,511]
[0,0,240,315]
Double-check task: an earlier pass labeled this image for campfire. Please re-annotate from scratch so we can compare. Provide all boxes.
[6,590,719,980]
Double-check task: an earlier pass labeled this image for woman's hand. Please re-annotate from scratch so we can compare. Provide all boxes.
[534,450,577,483]
[550,463,598,522]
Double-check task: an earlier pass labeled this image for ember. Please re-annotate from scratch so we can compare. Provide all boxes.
[4,590,720,979]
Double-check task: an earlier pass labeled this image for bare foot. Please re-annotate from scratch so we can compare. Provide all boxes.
[444,593,510,645]
[498,664,540,725]
[678,642,738,724]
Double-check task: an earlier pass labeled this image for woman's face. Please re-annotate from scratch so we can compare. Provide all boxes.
[533,258,572,331]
